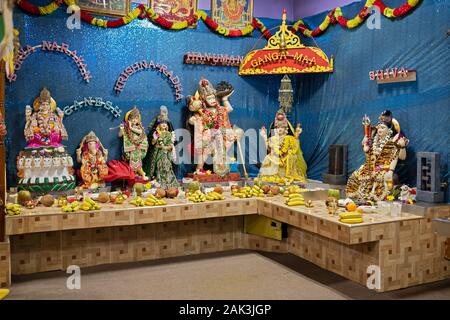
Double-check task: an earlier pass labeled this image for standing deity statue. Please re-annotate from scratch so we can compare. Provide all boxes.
[119,107,149,180]
[76,131,109,189]
[346,110,409,202]
[143,106,179,189]
[259,109,307,183]
[187,79,236,176]
[17,88,75,193]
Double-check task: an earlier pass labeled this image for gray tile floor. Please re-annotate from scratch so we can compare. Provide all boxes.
[6,250,450,300]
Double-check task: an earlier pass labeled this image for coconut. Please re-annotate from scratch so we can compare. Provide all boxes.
[270,186,280,195]
[213,185,223,194]
[17,190,32,205]
[155,188,166,199]
[97,192,110,203]
[261,185,271,194]
[166,187,179,198]
[40,194,55,207]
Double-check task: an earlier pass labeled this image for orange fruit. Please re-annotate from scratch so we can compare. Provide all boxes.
[346,202,357,212]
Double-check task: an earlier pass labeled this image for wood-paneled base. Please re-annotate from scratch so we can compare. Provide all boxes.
[10,216,246,275]
[0,240,10,288]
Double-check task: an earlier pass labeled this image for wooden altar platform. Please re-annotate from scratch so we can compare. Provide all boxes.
[1,196,449,293]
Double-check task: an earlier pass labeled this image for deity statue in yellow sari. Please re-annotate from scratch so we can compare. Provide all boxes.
[259,110,307,183]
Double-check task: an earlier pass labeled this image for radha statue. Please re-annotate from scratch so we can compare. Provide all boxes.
[259,109,307,183]
[346,110,409,202]
[143,106,179,189]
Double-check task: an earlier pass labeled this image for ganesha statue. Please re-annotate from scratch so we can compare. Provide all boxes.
[76,131,109,189]
[17,88,75,193]
[259,109,307,183]
[119,106,149,180]
[346,110,409,202]
[187,78,236,176]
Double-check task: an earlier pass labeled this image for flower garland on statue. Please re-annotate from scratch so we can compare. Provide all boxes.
[15,0,421,38]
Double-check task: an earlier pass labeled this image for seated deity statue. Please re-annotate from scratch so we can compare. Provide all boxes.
[17,88,75,193]
[346,110,409,202]
[259,109,307,183]
[76,131,109,189]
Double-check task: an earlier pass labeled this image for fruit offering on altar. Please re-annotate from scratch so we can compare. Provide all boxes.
[119,107,149,180]
[282,185,305,197]
[232,185,265,198]
[346,110,409,202]
[76,131,109,189]
[339,212,364,224]
[206,191,225,201]
[130,194,167,207]
[285,193,305,206]
[187,78,237,177]
[143,106,179,189]
[80,197,101,211]
[259,109,307,183]
[61,201,80,213]
[188,190,207,203]
[5,203,21,216]
[40,194,55,207]
[17,88,76,193]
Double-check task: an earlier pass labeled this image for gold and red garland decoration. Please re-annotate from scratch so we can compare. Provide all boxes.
[16,0,421,39]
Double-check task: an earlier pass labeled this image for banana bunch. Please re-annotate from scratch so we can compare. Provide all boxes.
[188,190,207,203]
[5,203,21,216]
[144,194,167,206]
[80,197,101,211]
[233,185,264,198]
[61,201,80,213]
[285,185,304,195]
[339,212,363,224]
[285,193,305,206]
[130,196,145,207]
[206,191,225,201]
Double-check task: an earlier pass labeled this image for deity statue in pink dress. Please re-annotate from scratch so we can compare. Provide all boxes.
[17,88,75,193]
[24,87,68,149]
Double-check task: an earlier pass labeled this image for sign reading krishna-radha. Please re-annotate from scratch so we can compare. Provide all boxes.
[239,10,333,76]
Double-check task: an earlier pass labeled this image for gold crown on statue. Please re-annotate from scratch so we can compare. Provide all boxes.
[197,78,216,99]
[84,131,99,144]
[33,87,57,112]
[125,106,141,122]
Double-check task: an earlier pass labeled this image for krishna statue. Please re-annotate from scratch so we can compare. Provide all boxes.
[346,110,409,202]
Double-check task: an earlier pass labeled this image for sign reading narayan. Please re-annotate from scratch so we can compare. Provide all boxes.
[8,41,92,82]
[239,9,333,76]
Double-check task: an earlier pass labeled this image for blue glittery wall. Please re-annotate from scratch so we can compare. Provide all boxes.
[294,0,450,195]
[5,5,290,185]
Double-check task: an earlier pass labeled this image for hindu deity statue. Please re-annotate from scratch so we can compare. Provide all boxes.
[16,88,75,193]
[187,79,236,176]
[76,131,109,189]
[119,106,149,180]
[346,110,409,202]
[143,106,179,189]
[259,109,307,183]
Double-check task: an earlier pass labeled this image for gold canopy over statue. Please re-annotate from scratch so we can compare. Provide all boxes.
[239,9,333,76]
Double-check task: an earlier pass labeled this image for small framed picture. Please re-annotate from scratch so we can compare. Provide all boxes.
[149,0,198,27]
[77,0,131,17]
[211,0,253,30]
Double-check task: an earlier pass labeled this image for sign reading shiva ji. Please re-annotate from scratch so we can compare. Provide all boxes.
[239,47,334,75]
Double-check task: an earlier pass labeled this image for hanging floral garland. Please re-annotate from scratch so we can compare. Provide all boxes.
[15,0,421,38]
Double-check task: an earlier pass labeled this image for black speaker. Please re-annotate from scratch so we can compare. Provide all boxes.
[323,144,348,185]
